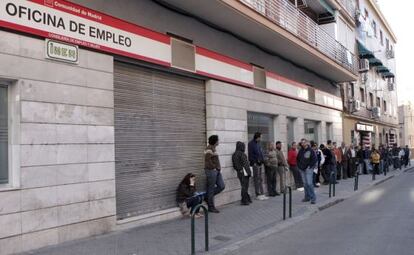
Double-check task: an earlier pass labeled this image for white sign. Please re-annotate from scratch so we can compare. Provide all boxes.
[356,123,374,132]
[46,39,78,63]
[0,0,171,66]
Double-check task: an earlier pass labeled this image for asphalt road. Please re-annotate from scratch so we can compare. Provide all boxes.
[231,170,414,255]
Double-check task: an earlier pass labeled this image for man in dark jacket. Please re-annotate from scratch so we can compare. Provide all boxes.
[204,135,225,213]
[232,142,252,205]
[248,132,268,200]
[404,145,410,167]
[297,139,317,204]
[321,142,335,185]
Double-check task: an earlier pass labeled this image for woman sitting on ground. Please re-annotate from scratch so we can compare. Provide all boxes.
[176,173,204,218]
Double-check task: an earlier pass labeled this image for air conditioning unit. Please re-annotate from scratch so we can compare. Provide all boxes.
[372,106,381,119]
[349,99,361,112]
[354,100,361,111]
[386,49,395,59]
[359,59,370,72]
[388,80,395,91]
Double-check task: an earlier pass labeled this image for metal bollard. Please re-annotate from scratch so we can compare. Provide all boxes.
[329,172,336,198]
[283,186,292,220]
[191,204,209,255]
[372,168,376,181]
[354,172,359,191]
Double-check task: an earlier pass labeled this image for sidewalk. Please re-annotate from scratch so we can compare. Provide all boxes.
[22,167,410,255]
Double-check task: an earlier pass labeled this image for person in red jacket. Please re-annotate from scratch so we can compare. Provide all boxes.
[288,142,304,191]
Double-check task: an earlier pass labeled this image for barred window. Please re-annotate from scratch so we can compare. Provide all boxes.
[0,85,8,184]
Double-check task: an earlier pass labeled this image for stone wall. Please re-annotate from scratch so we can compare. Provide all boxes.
[0,30,116,255]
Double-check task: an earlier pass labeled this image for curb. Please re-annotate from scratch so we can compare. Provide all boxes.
[209,169,407,255]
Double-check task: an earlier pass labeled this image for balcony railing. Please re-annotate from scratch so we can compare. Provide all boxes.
[337,0,356,18]
[240,0,358,75]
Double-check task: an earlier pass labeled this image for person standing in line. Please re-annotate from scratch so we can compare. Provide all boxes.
[348,145,357,177]
[399,146,405,168]
[297,139,317,204]
[356,145,364,174]
[288,142,304,191]
[248,132,268,201]
[204,135,225,213]
[392,143,400,170]
[327,140,338,184]
[232,141,252,205]
[312,142,324,187]
[275,141,289,194]
[333,142,343,180]
[264,142,279,197]
[371,147,381,175]
[320,144,329,184]
[362,145,372,174]
[404,145,410,167]
[340,142,349,180]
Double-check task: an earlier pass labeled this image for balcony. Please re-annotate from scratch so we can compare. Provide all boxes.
[240,0,357,74]
[160,0,358,82]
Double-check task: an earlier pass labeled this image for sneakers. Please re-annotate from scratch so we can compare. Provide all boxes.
[297,187,305,192]
[256,195,269,201]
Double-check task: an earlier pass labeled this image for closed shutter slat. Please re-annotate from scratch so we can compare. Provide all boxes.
[114,63,206,219]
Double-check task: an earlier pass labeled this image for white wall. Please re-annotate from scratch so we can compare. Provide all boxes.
[0,30,116,255]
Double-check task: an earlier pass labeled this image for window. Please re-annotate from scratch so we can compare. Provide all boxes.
[386,38,390,51]
[253,66,266,89]
[247,112,274,152]
[304,120,319,143]
[369,92,374,107]
[326,122,333,142]
[383,100,387,112]
[0,85,8,184]
[364,8,369,20]
[287,117,295,145]
[360,88,365,103]
[376,97,381,107]
[380,30,383,45]
[372,20,377,38]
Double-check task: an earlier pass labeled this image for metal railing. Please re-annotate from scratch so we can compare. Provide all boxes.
[337,0,356,18]
[239,0,358,74]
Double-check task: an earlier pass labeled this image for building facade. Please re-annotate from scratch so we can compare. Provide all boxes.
[0,0,358,253]
[341,0,398,148]
[399,103,414,148]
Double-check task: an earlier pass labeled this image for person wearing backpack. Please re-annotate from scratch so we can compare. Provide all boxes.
[297,139,317,204]
[232,141,252,205]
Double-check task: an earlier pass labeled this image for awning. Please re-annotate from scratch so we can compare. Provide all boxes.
[368,57,383,67]
[376,66,390,73]
[357,41,375,59]
[382,71,395,78]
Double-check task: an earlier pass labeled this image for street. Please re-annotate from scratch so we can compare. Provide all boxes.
[229,169,414,255]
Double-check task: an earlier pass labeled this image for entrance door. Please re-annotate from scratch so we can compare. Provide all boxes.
[114,62,206,219]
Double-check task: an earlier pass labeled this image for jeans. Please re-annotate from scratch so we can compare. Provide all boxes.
[379,160,384,173]
[364,159,372,174]
[290,165,303,188]
[265,166,277,196]
[300,167,316,203]
[205,169,225,209]
[237,172,251,203]
[252,164,264,196]
[276,166,286,193]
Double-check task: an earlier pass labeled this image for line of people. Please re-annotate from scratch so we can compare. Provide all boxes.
[176,133,412,217]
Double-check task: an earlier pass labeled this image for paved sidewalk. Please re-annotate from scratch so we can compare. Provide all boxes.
[22,168,408,255]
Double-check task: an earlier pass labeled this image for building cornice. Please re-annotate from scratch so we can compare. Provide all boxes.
[343,113,399,129]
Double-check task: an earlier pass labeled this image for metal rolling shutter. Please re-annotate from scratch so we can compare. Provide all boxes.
[114,62,206,219]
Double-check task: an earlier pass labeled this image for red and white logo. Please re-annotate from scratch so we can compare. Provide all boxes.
[45,0,54,7]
